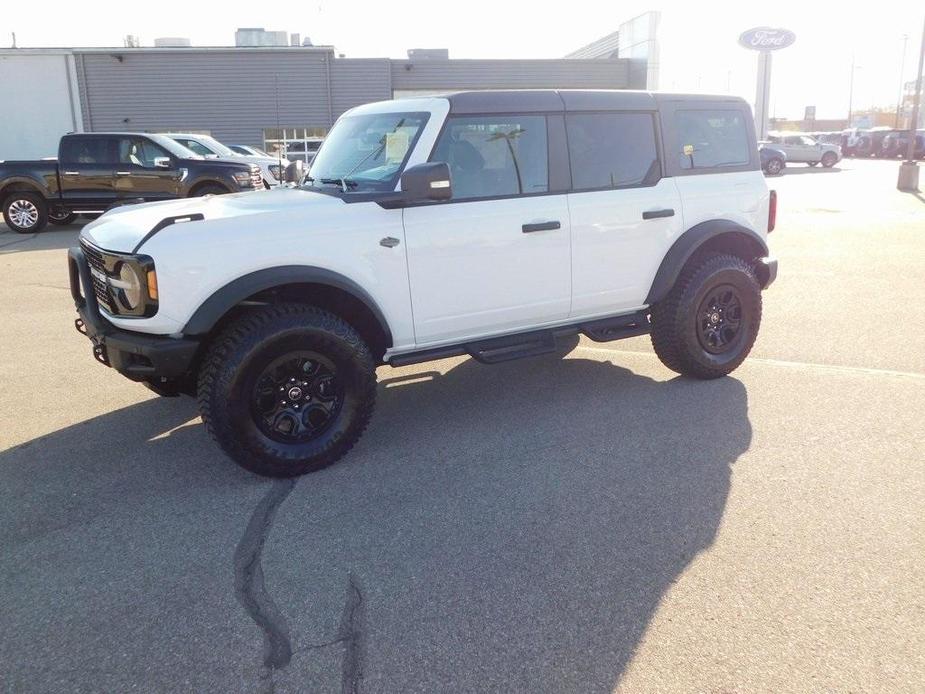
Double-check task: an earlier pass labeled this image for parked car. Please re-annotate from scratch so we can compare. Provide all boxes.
[68,90,776,478]
[765,132,841,167]
[879,130,925,159]
[759,145,787,175]
[229,144,272,157]
[283,139,324,164]
[1,132,262,233]
[852,127,898,158]
[164,133,283,188]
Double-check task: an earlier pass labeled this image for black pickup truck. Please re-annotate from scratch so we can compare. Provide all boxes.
[0,132,263,233]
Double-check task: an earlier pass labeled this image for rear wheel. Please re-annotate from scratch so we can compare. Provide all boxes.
[650,253,762,379]
[765,157,783,175]
[821,152,838,168]
[197,304,377,478]
[3,192,48,233]
[48,209,78,225]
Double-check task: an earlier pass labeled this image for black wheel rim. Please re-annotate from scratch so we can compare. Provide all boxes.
[250,351,344,443]
[696,284,745,354]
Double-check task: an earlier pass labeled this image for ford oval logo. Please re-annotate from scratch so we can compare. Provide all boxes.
[738,27,796,51]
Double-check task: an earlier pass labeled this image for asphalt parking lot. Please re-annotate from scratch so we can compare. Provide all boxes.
[1,158,923,693]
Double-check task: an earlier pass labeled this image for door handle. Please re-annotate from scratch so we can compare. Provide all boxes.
[62,171,80,176]
[522,221,561,233]
[642,208,675,220]
[115,171,132,176]
[379,236,400,248]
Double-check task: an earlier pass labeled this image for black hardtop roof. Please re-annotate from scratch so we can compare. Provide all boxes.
[443,89,749,115]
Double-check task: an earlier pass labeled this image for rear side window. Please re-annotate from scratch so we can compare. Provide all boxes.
[431,115,548,200]
[676,109,750,170]
[59,137,116,165]
[566,112,660,190]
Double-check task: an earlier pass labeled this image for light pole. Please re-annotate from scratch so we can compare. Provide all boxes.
[896,34,909,127]
[847,54,859,128]
[897,15,925,192]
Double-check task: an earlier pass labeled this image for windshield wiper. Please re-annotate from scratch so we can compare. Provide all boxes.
[319,177,358,192]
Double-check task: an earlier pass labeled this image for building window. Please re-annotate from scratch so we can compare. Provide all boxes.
[264,127,329,161]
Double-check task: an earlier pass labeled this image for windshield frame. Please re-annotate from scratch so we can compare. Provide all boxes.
[306,111,430,193]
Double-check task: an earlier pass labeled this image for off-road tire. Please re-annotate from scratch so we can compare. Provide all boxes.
[650,253,762,380]
[821,152,838,168]
[3,192,48,233]
[197,303,377,478]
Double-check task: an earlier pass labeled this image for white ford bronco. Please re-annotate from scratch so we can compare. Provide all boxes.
[68,90,777,478]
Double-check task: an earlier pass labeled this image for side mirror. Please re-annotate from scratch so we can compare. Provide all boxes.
[284,159,306,184]
[153,157,172,169]
[401,162,452,201]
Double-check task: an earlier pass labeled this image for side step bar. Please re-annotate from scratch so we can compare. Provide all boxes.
[390,311,650,367]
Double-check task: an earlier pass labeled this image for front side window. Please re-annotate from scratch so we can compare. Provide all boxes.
[566,113,659,190]
[676,109,750,170]
[118,138,171,168]
[431,115,548,200]
[306,112,428,192]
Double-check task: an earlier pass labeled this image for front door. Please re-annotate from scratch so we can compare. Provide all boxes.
[57,135,119,210]
[115,136,182,201]
[402,113,571,346]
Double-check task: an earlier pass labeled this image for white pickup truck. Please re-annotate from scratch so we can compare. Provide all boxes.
[68,90,777,478]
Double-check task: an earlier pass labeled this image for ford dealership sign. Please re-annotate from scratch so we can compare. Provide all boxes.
[738,27,796,51]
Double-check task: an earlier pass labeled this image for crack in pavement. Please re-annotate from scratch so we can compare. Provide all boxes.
[234,479,298,672]
[234,481,366,692]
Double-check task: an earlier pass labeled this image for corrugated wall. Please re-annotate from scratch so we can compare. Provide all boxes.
[74,51,634,146]
[391,59,630,91]
[75,49,339,145]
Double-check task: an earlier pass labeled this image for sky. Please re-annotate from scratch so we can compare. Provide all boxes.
[4,0,923,120]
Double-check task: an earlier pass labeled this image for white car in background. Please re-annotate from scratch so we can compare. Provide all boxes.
[164,133,284,187]
[229,144,273,157]
[764,132,842,168]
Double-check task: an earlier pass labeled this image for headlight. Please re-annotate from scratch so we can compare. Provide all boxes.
[232,171,253,186]
[269,165,282,180]
[114,262,143,310]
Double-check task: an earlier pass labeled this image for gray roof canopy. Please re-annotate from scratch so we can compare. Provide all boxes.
[445,90,748,114]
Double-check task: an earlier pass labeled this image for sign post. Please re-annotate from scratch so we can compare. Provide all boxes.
[739,27,796,140]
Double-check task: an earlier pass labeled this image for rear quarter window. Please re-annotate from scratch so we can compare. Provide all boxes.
[676,109,750,171]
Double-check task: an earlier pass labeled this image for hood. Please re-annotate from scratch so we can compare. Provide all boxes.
[82,188,343,253]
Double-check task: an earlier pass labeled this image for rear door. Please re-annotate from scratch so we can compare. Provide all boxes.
[566,111,682,315]
[114,136,182,201]
[402,113,571,345]
[57,136,119,209]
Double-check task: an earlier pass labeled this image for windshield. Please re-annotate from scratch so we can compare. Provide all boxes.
[306,111,429,192]
[149,134,204,160]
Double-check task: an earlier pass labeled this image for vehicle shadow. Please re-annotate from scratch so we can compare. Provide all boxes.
[287,349,754,692]
[0,224,82,255]
[0,348,753,691]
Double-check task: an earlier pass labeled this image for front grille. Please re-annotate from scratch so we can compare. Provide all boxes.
[79,238,116,312]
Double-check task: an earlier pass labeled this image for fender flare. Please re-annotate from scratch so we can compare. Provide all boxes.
[0,175,52,201]
[182,266,393,347]
[645,220,769,305]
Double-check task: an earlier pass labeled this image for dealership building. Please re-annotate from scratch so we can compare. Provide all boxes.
[0,14,659,159]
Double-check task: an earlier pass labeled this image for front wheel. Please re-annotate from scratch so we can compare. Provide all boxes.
[650,253,762,379]
[192,183,230,197]
[765,158,783,176]
[197,304,377,478]
[821,152,838,168]
[3,192,48,233]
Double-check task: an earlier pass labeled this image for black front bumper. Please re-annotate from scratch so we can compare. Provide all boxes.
[68,247,199,382]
